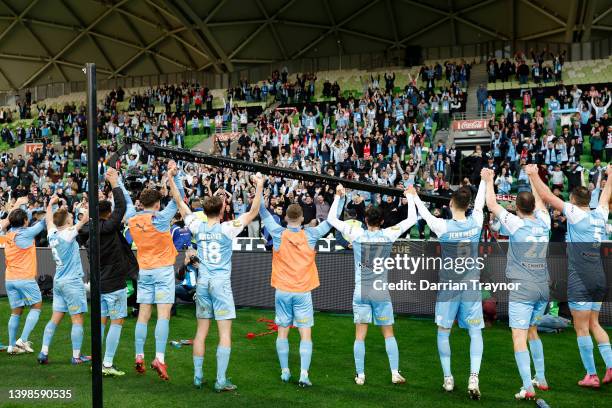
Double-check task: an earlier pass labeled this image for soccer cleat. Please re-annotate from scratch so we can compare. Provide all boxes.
[151,358,169,381]
[578,374,600,388]
[603,368,612,385]
[214,379,237,392]
[71,355,92,365]
[193,376,206,389]
[354,374,366,385]
[280,369,291,383]
[514,387,536,400]
[102,365,125,377]
[391,372,406,384]
[37,352,49,365]
[298,376,313,388]
[532,377,549,391]
[442,376,455,392]
[135,356,146,374]
[15,339,34,353]
[468,374,481,400]
[7,346,26,355]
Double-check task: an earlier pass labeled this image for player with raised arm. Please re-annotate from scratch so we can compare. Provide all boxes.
[528,163,612,387]
[37,196,90,365]
[168,171,264,392]
[0,196,46,355]
[328,184,416,385]
[413,179,486,399]
[79,168,138,376]
[483,168,550,400]
[259,188,342,387]
[126,160,184,380]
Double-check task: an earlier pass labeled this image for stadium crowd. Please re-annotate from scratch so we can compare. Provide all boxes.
[0,64,610,245]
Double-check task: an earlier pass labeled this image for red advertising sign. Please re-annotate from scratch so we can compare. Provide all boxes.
[25,143,43,154]
[452,119,489,131]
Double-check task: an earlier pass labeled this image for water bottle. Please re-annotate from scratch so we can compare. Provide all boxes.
[170,341,182,349]
[536,399,551,408]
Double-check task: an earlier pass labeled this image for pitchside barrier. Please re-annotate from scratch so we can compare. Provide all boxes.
[0,239,610,325]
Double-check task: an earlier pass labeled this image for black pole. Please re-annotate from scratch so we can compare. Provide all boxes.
[86,63,103,408]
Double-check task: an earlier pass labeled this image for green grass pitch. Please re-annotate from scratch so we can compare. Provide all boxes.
[0,299,610,407]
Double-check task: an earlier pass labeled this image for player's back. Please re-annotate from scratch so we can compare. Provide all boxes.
[505,210,550,284]
[2,229,37,281]
[194,221,234,279]
[564,204,607,244]
[49,228,83,281]
[437,215,483,283]
[352,229,395,286]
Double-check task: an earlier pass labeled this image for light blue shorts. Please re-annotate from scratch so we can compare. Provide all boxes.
[353,296,394,326]
[6,279,42,309]
[435,301,484,329]
[101,288,128,320]
[53,279,88,315]
[275,290,313,328]
[195,277,236,320]
[137,266,175,304]
[569,301,603,312]
[509,301,547,329]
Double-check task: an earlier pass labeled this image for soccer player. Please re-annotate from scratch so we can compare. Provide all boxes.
[81,168,138,376]
[169,171,264,391]
[328,184,416,385]
[482,168,550,400]
[126,160,184,380]
[528,163,612,387]
[0,196,45,355]
[259,189,342,387]
[412,179,486,399]
[37,196,90,364]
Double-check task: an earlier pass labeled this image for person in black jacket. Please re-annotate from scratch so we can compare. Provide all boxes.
[82,168,138,376]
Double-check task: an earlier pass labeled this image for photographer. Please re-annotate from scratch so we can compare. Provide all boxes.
[173,248,198,315]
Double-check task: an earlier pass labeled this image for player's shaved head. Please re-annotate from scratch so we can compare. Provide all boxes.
[203,196,223,217]
[139,188,162,208]
[570,186,590,207]
[515,192,535,215]
[451,186,472,211]
[8,208,28,228]
[53,208,70,227]
[285,204,303,221]
[365,205,384,227]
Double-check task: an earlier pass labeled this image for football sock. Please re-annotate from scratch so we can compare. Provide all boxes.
[577,336,597,375]
[299,340,313,374]
[135,322,147,357]
[71,324,83,358]
[154,319,169,361]
[597,342,612,369]
[514,350,533,391]
[468,328,483,375]
[101,324,106,346]
[354,340,365,375]
[529,339,546,381]
[8,314,20,347]
[384,336,399,372]
[216,346,231,384]
[103,324,122,367]
[193,356,204,379]
[20,309,40,343]
[437,330,452,377]
[276,338,289,370]
[41,321,57,354]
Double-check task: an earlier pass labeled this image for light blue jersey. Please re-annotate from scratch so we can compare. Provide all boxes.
[185,215,246,280]
[563,203,608,305]
[414,181,486,284]
[328,195,416,325]
[497,208,550,283]
[48,227,83,281]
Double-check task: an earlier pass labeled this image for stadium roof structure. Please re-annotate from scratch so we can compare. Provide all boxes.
[0,0,610,91]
